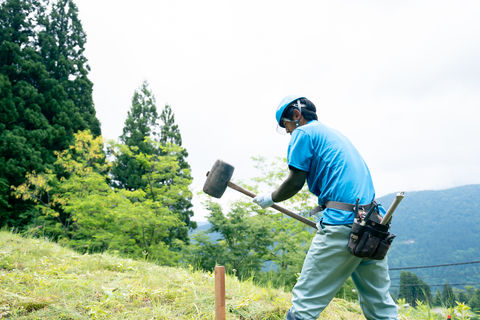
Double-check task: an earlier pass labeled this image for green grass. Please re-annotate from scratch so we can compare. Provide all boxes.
[5,231,466,319]
[0,231,368,319]
[3,230,468,320]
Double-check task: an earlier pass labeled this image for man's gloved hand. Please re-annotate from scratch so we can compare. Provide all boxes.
[253,193,274,208]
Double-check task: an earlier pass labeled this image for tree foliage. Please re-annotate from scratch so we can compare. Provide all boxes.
[0,0,100,227]
[13,131,185,264]
[468,287,480,312]
[441,283,456,308]
[399,271,432,307]
[0,0,194,264]
[207,200,273,280]
[158,104,195,244]
[110,82,195,244]
[38,0,100,135]
[111,81,159,190]
[433,289,442,306]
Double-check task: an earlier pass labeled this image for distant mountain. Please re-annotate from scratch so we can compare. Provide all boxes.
[192,221,210,233]
[189,221,222,241]
[378,184,480,290]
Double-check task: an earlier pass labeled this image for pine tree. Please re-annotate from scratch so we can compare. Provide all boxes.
[433,289,442,306]
[111,81,160,190]
[469,289,480,312]
[399,271,431,307]
[38,0,100,135]
[441,283,456,308]
[159,105,181,145]
[159,104,196,244]
[111,83,195,245]
[0,0,101,227]
[457,290,469,304]
[0,0,52,225]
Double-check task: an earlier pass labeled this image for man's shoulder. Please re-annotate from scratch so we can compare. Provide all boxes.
[295,120,327,138]
[304,121,346,141]
[297,120,320,132]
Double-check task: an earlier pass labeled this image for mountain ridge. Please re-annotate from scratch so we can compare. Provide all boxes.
[378,184,480,289]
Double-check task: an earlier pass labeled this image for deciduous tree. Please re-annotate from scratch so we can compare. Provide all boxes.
[188,200,273,280]
[13,131,183,264]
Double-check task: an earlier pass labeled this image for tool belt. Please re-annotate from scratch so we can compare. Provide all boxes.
[309,201,379,221]
[311,199,395,260]
[347,199,395,260]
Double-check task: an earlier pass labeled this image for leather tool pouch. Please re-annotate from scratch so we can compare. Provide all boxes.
[347,200,396,260]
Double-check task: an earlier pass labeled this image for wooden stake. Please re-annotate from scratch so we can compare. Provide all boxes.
[215,266,225,320]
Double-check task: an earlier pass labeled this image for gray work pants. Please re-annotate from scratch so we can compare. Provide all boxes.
[286,222,398,320]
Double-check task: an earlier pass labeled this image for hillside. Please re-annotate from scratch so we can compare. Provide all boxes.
[0,232,367,319]
[378,184,480,290]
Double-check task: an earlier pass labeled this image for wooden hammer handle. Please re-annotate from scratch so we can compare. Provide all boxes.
[380,192,405,225]
[227,181,317,229]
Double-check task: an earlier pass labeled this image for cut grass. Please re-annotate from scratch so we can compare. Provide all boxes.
[0,231,368,319]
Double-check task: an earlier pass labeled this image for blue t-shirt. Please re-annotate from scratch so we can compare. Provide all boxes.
[287,120,377,225]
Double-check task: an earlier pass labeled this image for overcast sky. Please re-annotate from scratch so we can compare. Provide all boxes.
[75,0,480,221]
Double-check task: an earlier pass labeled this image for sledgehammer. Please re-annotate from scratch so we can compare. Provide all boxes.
[203,160,317,229]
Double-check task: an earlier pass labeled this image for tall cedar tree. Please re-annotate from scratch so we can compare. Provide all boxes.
[441,283,456,308]
[111,82,195,244]
[399,271,432,307]
[38,0,100,135]
[0,0,100,227]
[111,81,159,190]
[159,104,196,244]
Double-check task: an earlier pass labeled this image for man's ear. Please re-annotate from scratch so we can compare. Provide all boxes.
[293,108,301,120]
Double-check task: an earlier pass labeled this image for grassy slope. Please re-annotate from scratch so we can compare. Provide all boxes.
[0,231,366,320]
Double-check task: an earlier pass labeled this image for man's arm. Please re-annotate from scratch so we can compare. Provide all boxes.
[272,167,307,202]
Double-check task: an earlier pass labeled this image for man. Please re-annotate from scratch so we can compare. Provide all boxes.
[253,95,398,320]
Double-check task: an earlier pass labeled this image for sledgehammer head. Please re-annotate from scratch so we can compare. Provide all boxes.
[203,160,235,198]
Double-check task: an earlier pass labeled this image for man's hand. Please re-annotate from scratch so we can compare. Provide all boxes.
[253,193,274,208]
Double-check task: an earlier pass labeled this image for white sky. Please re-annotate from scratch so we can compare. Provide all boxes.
[75,0,480,221]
